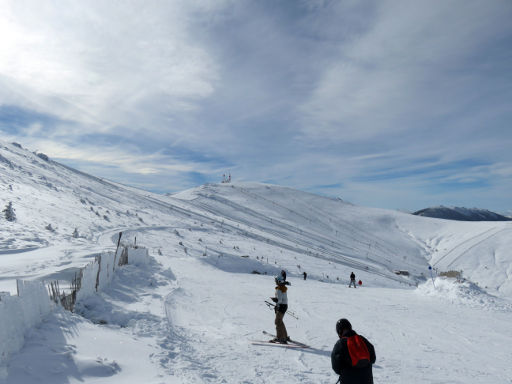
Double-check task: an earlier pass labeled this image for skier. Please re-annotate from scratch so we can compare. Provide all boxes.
[303,271,307,280]
[331,318,376,384]
[270,270,290,344]
[358,280,362,287]
[349,272,357,288]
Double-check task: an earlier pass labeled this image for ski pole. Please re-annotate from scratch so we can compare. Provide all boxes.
[264,300,299,319]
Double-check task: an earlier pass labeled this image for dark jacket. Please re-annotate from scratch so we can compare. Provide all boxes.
[331,330,376,384]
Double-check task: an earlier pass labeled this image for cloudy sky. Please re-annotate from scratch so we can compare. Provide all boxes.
[1,0,511,212]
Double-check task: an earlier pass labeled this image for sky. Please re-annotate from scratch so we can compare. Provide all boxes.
[0,0,511,213]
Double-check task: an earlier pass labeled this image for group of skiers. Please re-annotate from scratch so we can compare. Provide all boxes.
[269,269,376,383]
[301,270,362,286]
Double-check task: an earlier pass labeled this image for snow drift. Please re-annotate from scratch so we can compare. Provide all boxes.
[0,281,52,367]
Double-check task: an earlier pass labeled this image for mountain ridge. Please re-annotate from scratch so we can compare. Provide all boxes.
[1,139,512,297]
[413,206,511,221]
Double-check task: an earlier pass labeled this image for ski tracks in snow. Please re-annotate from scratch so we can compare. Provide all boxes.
[160,252,334,383]
[433,226,505,269]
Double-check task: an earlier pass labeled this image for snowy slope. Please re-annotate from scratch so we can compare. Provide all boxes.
[0,140,194,291]
[171,183,428,286]
[171,183,512,296]
[0,141,188,246]
[394,213,512,296]
[1,140,512,383]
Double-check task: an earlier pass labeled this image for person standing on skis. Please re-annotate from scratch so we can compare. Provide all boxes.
[331,318,376,383]
[270,270,290,343]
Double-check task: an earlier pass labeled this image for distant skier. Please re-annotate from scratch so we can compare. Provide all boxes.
[349,272,357,288]
[358,280,362,287]
[331,318,376,384]
[303,271,307,280]
[270,270,290,344]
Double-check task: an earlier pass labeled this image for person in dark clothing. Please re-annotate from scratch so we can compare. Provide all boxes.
[303,271,307,280]
[349,272,357,288]
[331,318,376,384]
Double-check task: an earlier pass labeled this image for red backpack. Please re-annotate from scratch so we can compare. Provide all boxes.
[344,334,370,368]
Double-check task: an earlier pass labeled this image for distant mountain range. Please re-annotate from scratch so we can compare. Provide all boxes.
[413,206,512,221]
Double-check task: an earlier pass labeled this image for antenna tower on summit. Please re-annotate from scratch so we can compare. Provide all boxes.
[221,172,232,183]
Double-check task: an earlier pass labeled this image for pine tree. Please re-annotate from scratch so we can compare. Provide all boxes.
[73,228,79,238]
[3,202,16,222]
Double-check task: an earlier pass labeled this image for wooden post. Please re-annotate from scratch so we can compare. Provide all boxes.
[117,231,123,249]
[113,232,122,271]
[95,254,102,292]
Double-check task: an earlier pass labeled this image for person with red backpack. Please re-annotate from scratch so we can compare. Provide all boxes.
[331,318,376,383]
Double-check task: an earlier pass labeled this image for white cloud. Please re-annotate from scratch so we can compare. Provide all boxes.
[42,141,215,176]
[300,0,512,142]
[0,134,216,177]
[1,0,511,211]
[0,1,221,134]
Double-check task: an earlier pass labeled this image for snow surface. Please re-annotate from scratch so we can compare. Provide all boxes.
[1,140,512,383]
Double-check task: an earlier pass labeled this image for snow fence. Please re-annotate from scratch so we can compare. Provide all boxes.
[0,280,53,365]
[0,245,150,367]
[76,245,149,303]
[124,246,150,266]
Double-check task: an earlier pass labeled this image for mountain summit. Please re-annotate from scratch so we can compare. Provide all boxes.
[413,206,511,221]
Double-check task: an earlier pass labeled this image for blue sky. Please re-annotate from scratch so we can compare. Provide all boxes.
[1,0,511,212]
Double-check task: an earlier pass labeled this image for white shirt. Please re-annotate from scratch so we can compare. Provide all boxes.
[275,286,288,305]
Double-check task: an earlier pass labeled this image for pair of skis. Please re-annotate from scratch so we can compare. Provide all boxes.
[251,331,310,349]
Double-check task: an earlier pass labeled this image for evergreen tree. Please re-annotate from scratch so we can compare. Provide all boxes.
[3,202,16,222]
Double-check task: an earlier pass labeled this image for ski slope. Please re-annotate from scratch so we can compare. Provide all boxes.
[1,140,512,383]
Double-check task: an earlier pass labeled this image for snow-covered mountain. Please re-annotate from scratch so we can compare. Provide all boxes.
[413,206,512,221]
[1,139,512,383]
[2,139,512,295]
[0,141,187,249]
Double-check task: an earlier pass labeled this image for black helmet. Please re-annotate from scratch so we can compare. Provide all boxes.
[336,318,352,335]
